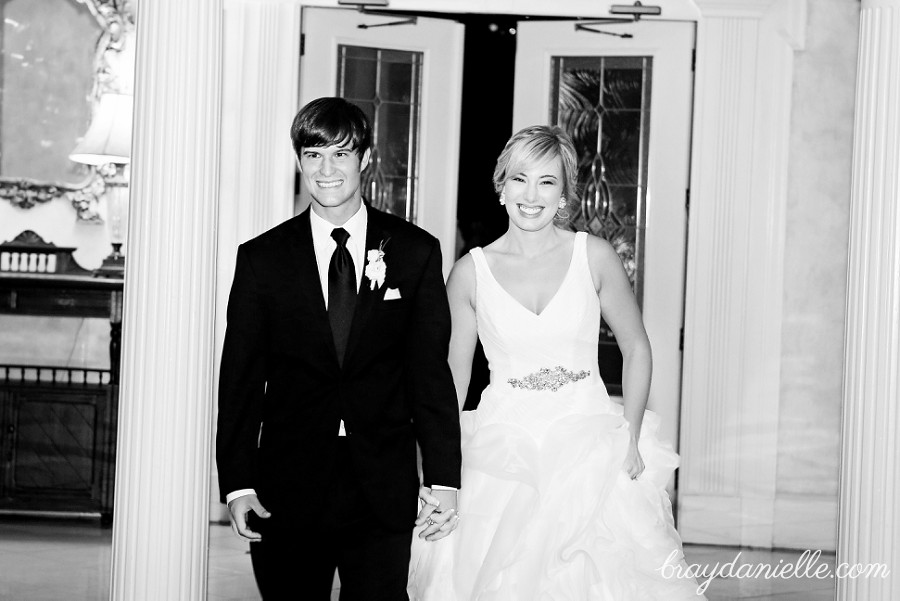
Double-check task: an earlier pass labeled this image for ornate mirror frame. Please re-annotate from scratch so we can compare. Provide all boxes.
[0,0,135,221]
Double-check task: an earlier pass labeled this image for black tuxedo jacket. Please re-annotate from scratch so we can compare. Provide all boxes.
[216,205,462,531]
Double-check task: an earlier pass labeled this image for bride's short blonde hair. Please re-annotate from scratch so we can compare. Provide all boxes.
[492,125,579,206]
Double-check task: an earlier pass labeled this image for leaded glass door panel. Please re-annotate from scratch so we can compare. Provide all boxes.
[300,7,464,277]
[514,19,695,461]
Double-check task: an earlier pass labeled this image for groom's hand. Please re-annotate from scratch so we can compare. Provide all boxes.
[227,494,271,541]
[415,487,460,542]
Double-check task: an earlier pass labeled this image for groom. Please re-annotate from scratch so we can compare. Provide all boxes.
[216,97,462,599]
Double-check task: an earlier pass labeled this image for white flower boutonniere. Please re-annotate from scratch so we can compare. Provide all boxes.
[364,239,389,290]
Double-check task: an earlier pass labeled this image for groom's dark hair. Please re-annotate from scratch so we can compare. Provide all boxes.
[290,97,372,159]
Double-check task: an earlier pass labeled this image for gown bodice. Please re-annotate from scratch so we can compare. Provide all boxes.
[470,231,605,397]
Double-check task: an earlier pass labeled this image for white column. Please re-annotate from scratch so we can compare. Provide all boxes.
[109,0,222,599]
[837,1,900,598]
[211,0,301,522]
[677,0,807,548]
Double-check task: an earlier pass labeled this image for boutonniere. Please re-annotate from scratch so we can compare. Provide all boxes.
[364,238,389,290]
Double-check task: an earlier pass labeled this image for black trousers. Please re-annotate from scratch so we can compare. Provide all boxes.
[248,441,412,601]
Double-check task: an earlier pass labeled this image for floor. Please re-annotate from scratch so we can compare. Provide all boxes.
[0,516,837,600]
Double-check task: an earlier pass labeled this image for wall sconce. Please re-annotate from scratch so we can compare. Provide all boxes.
[69,93,133,277]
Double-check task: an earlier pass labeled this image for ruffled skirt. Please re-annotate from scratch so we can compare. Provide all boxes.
[408,384,704,600]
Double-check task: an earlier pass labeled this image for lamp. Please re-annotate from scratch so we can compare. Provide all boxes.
[69,93,133,277]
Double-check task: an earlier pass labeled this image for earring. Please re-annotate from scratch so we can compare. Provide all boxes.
[556,197,569,220]
[499,192,506,206]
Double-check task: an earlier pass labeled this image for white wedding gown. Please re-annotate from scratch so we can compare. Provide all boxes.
[408,232,704,600]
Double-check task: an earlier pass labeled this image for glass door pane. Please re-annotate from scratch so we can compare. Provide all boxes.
[551,55,653,394]
[338,45,423,222]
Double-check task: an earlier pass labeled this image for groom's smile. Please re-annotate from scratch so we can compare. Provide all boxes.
[316,179,344,188]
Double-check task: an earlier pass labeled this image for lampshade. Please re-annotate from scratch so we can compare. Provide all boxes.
[69,93,133,165]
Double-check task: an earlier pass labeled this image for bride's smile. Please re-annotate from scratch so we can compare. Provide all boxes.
[516,203,544,216]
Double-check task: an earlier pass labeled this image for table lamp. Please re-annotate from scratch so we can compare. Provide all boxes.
[69,93,133,277]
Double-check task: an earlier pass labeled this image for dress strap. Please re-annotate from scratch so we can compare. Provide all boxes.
[571,231,599,295]
[469,246,489,276]
[573,231,588,267]
[575,230,587,249]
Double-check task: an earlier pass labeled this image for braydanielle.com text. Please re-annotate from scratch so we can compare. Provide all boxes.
[658,549,891,595]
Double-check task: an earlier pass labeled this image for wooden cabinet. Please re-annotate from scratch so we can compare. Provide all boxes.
[0,381,117,518]
[0,231,122,521]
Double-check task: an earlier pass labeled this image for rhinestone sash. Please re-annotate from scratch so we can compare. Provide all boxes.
[507,366,590,392]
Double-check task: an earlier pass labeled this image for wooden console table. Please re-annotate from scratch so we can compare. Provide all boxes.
[0,231,122,522]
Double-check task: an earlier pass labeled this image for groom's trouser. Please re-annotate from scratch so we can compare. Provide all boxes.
[248,440,413,601]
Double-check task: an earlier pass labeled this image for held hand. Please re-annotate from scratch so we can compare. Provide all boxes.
[227,493,271,542]
[623,436,645,481]
[415,486,440,524]
[416,487,460,542]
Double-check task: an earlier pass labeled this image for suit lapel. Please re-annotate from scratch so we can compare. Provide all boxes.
[287,208,338,360]
[344,209,389,365]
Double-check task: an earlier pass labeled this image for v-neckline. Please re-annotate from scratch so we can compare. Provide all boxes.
[480,235,578,318]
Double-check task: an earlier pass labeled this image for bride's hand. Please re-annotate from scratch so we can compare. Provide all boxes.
[623,436,645,481]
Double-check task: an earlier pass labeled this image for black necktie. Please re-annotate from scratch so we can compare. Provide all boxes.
[328,227,356,366]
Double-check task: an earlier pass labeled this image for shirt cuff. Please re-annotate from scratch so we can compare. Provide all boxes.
[430,485,458,491]
[225,489,256,505]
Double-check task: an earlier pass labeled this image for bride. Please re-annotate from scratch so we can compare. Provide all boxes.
[408,125,703,599]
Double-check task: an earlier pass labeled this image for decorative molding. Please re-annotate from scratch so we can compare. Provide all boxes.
[0,0,134,219]
[68,175,108,222]
[4,230,49,246]
[77,0,136,41]
[0,230,90,274]
[76,0,136,97]
[0,174,106,222]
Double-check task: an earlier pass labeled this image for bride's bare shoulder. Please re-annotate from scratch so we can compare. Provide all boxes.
[451,252,475,273]
[584,233,618,261]
[448,253,476,291]
[584,233,624,287]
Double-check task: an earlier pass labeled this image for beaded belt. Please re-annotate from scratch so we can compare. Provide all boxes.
[507,366,590,392]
